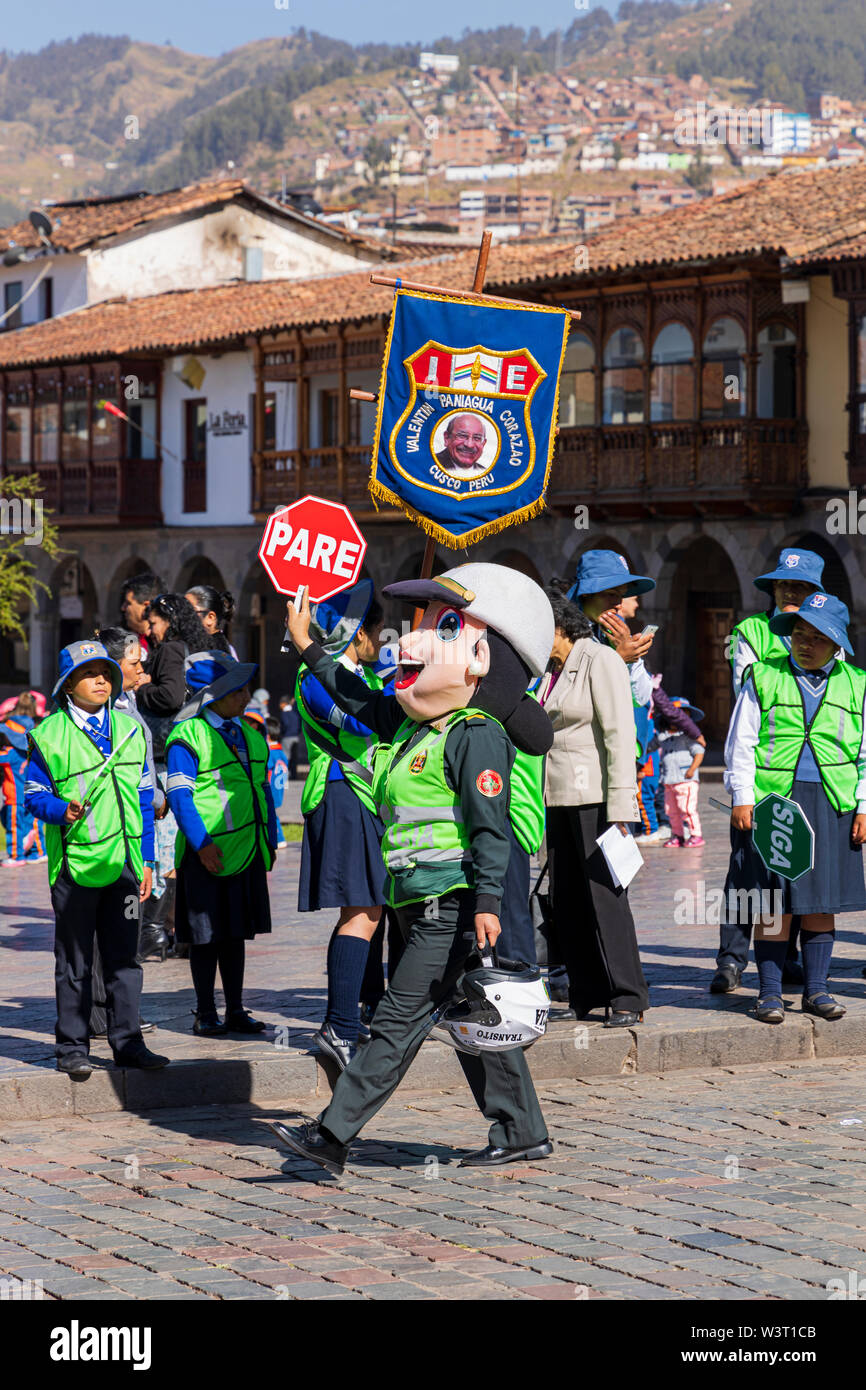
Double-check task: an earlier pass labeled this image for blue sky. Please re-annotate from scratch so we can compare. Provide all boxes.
[2,0,620,56]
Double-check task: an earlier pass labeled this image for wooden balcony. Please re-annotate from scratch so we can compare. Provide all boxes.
[255,446,379,519]
[253,423,808,523]
[5,458,162,527]
[551,420,808,518]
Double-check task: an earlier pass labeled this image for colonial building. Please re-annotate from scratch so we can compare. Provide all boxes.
[3,162,866,740]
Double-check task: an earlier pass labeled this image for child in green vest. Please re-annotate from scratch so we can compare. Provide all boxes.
[294,581,393,1069]
[723,594,866,1023]
[166,652,279,1036]
[24,640,168,1077]
[266,563,556,1177]
[729,547,826,697]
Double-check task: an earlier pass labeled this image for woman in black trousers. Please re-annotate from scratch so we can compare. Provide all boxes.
[539,591,648,1026]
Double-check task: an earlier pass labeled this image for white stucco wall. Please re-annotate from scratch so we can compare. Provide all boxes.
[0,254,87,327]
[161,350,257,528]
[85,205,370,304]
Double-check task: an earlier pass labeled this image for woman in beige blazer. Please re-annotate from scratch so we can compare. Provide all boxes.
[540,590,649,1026]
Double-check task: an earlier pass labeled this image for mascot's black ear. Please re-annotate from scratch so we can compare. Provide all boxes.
[504,695,554,757]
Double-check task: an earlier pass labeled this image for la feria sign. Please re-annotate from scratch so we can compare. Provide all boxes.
[209,409,247,436]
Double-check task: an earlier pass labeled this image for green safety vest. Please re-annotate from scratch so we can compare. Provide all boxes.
[295,662,383,817]
[750,655,866,812]
[510,748,545,854]
[30,707,145,887]
[731,612,788,670]
[165,716,274,876]
[369,708,536,908]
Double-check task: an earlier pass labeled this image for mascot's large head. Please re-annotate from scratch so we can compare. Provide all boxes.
[383,563,555,757]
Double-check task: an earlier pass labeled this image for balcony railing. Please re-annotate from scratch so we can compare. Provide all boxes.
[552,420,807,513]
[4,457,162,526]
[253,423,808,520]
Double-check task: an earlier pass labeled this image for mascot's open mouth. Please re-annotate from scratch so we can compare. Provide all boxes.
[395,656,424,690]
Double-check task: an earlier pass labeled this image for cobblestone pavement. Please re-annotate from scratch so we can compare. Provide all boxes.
[1,1059,866,1300]
[2,784,865,1077]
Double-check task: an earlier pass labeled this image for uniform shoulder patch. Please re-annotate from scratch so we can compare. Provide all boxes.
[464,711,487,721]
[476,768,503,797]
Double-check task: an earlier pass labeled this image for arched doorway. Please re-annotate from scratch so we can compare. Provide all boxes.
[104,555,156,627]
[53,556,99,650]
[668,538,741,742]
[174,556,227,596]
[490,548,542,584]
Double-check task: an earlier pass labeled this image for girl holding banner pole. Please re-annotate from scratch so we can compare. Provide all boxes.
[723,593,866,1024]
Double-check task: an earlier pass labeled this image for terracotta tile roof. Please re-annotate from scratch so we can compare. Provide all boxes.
[0,179,379,255]
[4,161,866,369]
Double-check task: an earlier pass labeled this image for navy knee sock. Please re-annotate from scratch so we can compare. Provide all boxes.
[754,938,789,999]
[326,934,371,1042]
[800,929,834,998]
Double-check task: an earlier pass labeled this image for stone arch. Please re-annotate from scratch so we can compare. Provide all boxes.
[489,548,543,584]
[101,554,162,628]
[49,555,100,650]
[660,534,741,741]
[174,556,227,596]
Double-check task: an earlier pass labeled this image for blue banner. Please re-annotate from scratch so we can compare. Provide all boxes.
[369,289,570,547]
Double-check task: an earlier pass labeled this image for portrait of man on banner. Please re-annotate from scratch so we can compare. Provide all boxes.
[369,289,571,547]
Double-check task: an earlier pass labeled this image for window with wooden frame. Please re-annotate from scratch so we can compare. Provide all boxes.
[183,398,207,512]
[848,301,866,483]
[319,389,339,447]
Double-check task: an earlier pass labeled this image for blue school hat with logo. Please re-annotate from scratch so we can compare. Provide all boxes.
[52,640,123,704]
[753,547,825,595]
[176,650,258,720]
[310,578,374,656]
[566,548,655,601]
[769,592,853,656]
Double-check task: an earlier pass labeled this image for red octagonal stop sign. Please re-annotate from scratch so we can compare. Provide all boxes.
[258,494,367,603]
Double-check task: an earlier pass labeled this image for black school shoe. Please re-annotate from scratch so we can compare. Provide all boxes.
[315,1022,356,1072]
[193,1011,227,1037]
[57,1054,92,1079]
[802,992,846,1020]
[224,1010,267,1034]
[459,1140,554,1168]
[710,965,742,993]
[265,1120,348,1177]
[114,1046,170,1070]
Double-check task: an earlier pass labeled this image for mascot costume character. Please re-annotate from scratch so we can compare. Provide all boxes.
[267,562,557,1174]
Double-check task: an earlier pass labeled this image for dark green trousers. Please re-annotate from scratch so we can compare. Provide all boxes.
[320,890,548,1150]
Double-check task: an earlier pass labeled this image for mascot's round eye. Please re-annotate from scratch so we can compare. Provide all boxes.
[435,609,464,642]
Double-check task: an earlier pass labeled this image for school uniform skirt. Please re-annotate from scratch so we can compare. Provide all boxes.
[298,775,386,912]
[175,848,272,946]
[724,780,866,917]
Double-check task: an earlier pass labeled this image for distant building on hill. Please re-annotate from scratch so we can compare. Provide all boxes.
[419,52,459,76]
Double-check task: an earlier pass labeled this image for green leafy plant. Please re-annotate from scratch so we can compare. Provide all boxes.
[0,474,64,644]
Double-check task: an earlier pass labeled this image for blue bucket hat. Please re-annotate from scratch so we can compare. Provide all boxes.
[769,592,853,656]
[754,547,825,595]
[669,696,705,722]
[567,549,655,601]
[310,578,374,656]
[176,650,258,721]
[52,640,123,704]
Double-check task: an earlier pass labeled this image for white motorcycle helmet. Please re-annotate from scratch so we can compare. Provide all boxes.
[434,953,550,1056]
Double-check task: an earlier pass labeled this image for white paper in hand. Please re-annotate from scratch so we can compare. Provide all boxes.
[596,825,644,889]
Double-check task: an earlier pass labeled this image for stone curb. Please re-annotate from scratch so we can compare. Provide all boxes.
[0,1010,858,1120]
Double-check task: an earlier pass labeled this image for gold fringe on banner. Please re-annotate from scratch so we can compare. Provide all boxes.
[368,477,550,549]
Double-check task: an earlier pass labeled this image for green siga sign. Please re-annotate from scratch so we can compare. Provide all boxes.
[752,793,815,882]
